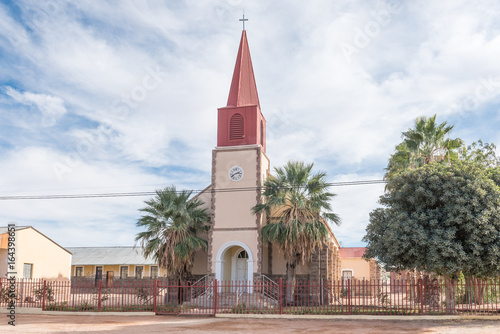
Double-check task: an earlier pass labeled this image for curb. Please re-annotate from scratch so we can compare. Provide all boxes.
[3,309,500,320]
[216,314,500,321]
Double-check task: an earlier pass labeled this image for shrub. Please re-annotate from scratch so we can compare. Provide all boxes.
[0,287,17,303]
[33,283,54,302]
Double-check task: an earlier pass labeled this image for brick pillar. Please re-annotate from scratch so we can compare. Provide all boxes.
[309,246,321,305]
[336,249,341,281]
[327,246,333,282]
[333,247,340,296]
[320,246,328,281]
[319,246,330,305]
[309,247,320,281]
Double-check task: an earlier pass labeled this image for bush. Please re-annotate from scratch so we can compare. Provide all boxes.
[0,287,17,303]
[33,283,54,302]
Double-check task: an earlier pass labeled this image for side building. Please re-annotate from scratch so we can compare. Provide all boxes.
[339,247,380,281]
[0,226,72,279]
[66,247,166,282]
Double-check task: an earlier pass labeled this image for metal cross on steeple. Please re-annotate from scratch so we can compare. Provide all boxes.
[239,12,248,30]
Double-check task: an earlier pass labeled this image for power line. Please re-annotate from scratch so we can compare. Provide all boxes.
[0,180,386,201]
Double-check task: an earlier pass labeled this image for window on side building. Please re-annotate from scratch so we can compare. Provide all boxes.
[135,266,143,279]
[150,266,158,279]
[23,263,33,279]
[120,266,128,279]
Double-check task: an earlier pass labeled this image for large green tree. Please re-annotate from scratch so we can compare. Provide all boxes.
[459,140,500,168]
[364,162,500,310]
[385,114,463,179]
[252,161,340,304]
[135,186,210,280]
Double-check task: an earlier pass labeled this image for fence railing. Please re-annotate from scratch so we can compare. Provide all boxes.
[2,277,499,315]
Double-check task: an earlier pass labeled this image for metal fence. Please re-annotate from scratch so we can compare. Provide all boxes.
[2,277,499,315]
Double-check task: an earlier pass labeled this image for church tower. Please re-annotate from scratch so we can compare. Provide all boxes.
[208,29,270,284]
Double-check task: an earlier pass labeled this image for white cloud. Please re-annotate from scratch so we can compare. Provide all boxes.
[4,87,67,127]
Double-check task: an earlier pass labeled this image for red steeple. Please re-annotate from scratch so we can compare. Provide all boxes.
[217,30,266,152]
[227,30,260,108]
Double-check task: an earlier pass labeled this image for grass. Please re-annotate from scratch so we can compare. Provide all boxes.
[44,302,155,312]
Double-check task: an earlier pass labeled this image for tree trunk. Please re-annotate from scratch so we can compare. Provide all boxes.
[285,260,297,305]
[465,276,472,306]
[421,273,440,307]
[444,276,457,314]
[471,277,485,305]
[422,273,430,305]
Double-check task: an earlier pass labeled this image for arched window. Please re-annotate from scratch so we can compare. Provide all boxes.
[237,250,248,259]
[229,113,244,140]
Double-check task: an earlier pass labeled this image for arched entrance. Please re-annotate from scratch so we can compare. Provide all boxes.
[215,241,254,292]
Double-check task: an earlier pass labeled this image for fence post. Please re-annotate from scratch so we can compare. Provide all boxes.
[419,279,423,314]
[42,280,46,311]
[362,277,365,307]
[98,279,102,312]
[121,279,124,306]
[153,279,158,314]
[279,277,283,315]
[320,278,323,306]
[348,279,352,315]
[214,279,218,316]
[19,278,24,307]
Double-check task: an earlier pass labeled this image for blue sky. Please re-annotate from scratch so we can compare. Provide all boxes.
[1,0,499,248]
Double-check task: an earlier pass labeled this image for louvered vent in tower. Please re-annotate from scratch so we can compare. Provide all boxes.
[229,113,244,140]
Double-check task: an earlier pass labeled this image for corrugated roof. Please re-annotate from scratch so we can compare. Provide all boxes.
[339,247,367,258]
[66,247,156,265]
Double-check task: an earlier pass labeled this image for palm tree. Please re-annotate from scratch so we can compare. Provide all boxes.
[135,186,210,280]
[385,114,462,179]
[252,161,340,304]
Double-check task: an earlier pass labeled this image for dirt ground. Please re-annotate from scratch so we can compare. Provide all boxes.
[2,315,500,333]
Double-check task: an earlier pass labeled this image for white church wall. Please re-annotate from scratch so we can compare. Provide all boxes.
[193,186,212,213]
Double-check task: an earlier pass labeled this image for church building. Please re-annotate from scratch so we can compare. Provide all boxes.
[190,28,341,285]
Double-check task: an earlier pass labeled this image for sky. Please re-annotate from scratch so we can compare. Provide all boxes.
[1,0,499,248]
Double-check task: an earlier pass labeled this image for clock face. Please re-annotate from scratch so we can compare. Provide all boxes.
[229,166,244,181]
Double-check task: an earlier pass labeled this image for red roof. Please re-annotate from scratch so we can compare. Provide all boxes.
[339,247,367,258]
[227,30,260,108]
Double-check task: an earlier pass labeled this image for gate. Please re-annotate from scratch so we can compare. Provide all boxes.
[155,279,215,315]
